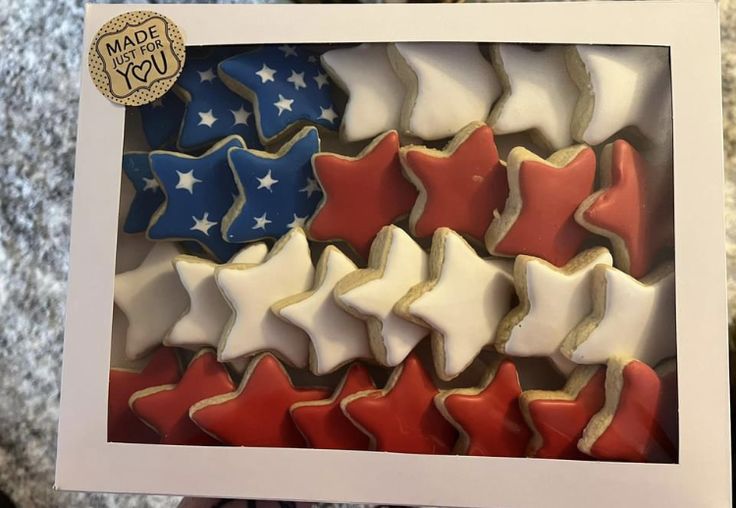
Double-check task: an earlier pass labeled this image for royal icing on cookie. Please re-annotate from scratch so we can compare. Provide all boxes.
[520,365,606,459]
[148,136,246,262]
[567,45,671,146]
[321,43,403,142]
[139,89,185,150]
[435,359,531,456]
[216,228,314,367]
[341,353,457,454]
[575,140,674,279]
[334,225,428,367]
[562,262,676,366]
[290,363,375,450]
[166,243,268,349]
[489,44,578,150]
[395,228,515,380]
[308,131,417,258]
[495,248,613,375]
[579,358,676,462]
[190,353,329,447]
[218,45,339,144]
[122,153,164,234]
[222,126,322,243]
[399,122,508,241]
[174,47,260,150]
[272,246,372,375]
[485,145,596,267]
[389,42,500,140]
[108,347,181,443]
[114,242,188,360]
[129,350,235,445]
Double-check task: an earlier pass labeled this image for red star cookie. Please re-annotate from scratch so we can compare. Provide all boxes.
[190,353,330,447]
[307,131,417,258]
[108,347,181,443]
[341,353,457,454]
[400,122,507,240]
[520,365,605,459]
[290,363,376,450]
[435,359,531,457]
[579,358,676,462]
[485,145,596,267]
[575,139,674,278]
[129,349,235,445]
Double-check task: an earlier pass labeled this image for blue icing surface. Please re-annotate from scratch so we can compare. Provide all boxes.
[219,45,340,142]
[224,127,322,242]
[176,47,261,151]
[148,136,246,262]
[122,153,164,234]
[139,90,185,150]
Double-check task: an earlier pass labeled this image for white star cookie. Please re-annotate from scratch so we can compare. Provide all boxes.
[567,45,671,146]
[561,262,676,366]
[272,246,372,375]
[495,248,613,374]
[489,44,578,150]
[321,44,403,142]
[166,243,268,350]
[394,228,515,381]
[334,225,428,367]
[114,242,188,360]
[389,42,501,140]
[216,228,314,367]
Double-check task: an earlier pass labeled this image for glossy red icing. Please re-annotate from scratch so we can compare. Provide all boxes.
[308,131,417,258]
[402,124,507,240]
[190,353,329,447]
[108,347,181,443]
[527,368,605,459]
[441,360,530,457]
[130,350,235,445]
[495,147,596,266]
[291,363,375,450]
[342,354,457,454]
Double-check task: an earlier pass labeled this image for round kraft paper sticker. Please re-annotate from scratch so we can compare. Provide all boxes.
[88,10,186,106]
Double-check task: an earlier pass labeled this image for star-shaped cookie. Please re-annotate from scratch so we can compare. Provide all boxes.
[216,228,314,367]
[495,247,613,374]
[485,144,596,267]
[219,45,340,144]
[489,44,578,150]
[222,126,322,243]
[129,349,235,445]
[290,363,376,450]
[389,42,501,140]
[561,262,676,366]
[166,243,268,349]
[519,365,606,459]
[308,131,417,258]
[114,242,189,360]
[575,139,674,278]
[399,122,508,241]
[121,152,164,234]
[272,246,372,375]
[190,353,329,447]
[341,353,457,454]
[395,228,515,380]
[139,89,185,150]
[334,225,428,367]
[435,359,530,456]
[321,43,403,142]
[148,136,246,262]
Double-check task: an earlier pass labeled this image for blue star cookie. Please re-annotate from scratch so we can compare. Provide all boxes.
[148,136,246,262]
[175,47,261,151]
[218,44,341,144]
[222,126,322,243]
[122,153,164,234]
[138,90,185,150]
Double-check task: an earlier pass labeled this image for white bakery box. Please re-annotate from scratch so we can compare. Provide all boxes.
[56,2,731,507]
